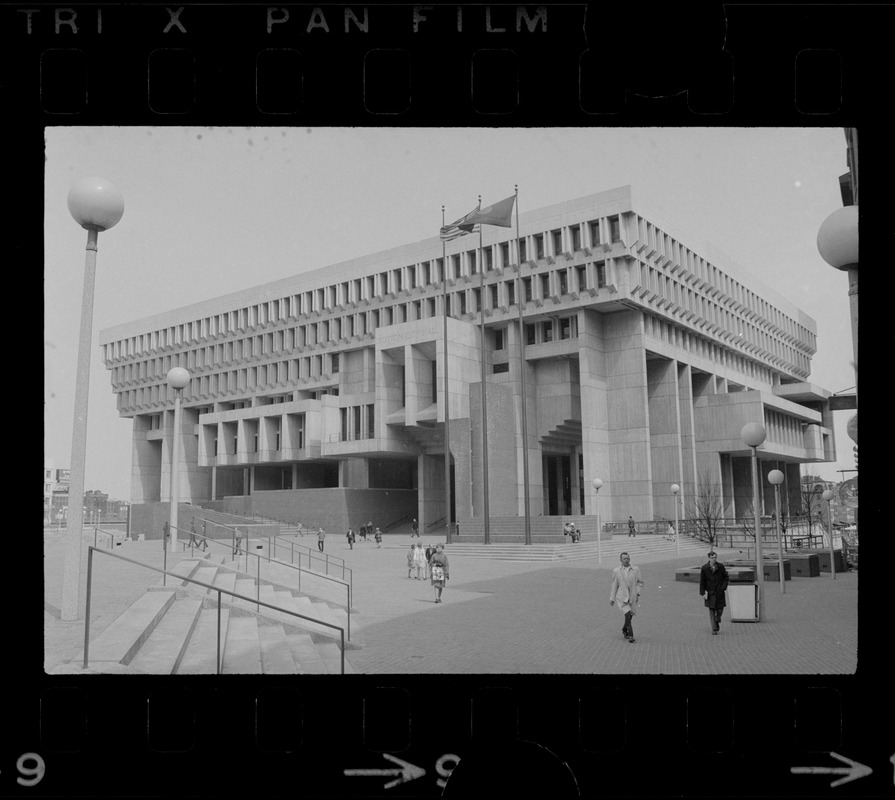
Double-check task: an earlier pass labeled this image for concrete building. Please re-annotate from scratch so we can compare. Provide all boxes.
[99,186,837,540]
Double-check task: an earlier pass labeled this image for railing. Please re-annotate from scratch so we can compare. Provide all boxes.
[270,534,352,583]
[176,521,352,634]
[92,526,118,549]
[83,546,345,674]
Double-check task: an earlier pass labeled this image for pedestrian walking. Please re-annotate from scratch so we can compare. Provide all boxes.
[411,518,419,538]
[627,516,636,537]
[346,528,355,550]
[407,544,416,578]
[699,551,729,635]
[296,521,304,537]
[374,527,382,547]
[188,520,205,550]
[429,543,450,603]
[667,522,675,541]
[425,542,435,564]
[233,531,243,557]
[317,526,326,552]
[609,552,644,643]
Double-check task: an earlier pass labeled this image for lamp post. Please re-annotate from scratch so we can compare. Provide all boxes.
[592,478,603,565]
[822,489,837,580]
[61,177,124,621]
[768,469,786,594]
[167,367,191,553]
[741,423,766,621]
[671,483,680,556]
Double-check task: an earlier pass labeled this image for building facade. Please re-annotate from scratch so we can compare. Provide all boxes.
[99,186,837,538]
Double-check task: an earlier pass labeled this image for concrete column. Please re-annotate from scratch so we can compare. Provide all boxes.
[647,356,681,521]
[578,309,610,516]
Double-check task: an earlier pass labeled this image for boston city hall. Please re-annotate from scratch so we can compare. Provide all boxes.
[99,186,837,542]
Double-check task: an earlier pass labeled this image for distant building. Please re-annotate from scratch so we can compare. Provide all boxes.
[43,464,70,526]
[99,186,839,539]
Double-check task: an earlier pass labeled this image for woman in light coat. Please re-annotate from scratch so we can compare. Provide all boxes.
[413,542,427,579]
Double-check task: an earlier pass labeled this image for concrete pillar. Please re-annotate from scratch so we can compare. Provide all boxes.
[578,309,610,515]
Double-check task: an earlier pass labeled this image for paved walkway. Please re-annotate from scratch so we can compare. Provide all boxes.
[44,530,857,675]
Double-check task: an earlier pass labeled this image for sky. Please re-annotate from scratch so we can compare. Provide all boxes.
[44,126,857,502]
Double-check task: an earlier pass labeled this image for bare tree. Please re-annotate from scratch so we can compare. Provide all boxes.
[686,475,726,548]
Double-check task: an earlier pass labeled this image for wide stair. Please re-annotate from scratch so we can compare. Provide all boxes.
[72,552,357,675]
[443,533,712,562]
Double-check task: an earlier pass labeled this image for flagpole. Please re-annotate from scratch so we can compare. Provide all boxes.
[442,205,452,545]
[478,195,491,545]
[514,185,532,546]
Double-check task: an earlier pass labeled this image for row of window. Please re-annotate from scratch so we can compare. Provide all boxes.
[103,215,627,362]
[633,220,814,351]
[109,262,610,387]
[638,262,810,375]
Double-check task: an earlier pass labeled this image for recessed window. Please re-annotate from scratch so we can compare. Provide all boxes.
[493,362,509,374]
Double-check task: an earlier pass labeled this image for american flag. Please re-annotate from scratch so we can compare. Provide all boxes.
[440,204,480,241]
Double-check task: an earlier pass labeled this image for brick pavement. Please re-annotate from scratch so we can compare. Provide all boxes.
[44,530,858,675]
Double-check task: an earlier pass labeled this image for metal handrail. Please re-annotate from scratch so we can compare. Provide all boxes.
[83,546,345,674]
[171,522,352,632]
[92,526,117,549]
[271,533,353,582]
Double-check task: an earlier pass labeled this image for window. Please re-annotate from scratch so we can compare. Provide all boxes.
[523,276,533,302]
[571,225,581,251]
[493,362,509,374]
[494,328,505,350]
[609,216,621,242]
[589,220,600,246]
[576,265,587,291]
[518,238,527,262]
[552,229,563,255]
[543,321,554,342]
[558,270,568,295]
[526,324,537,345]
[535,234,545,259]
[500,242,509,267]
[468,250,477,274]
[506,281,516,306]
[560,317,574,340]
[331,353,340,374]
[540,273,550,298]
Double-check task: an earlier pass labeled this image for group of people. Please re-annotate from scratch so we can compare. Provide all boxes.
[346,524,383,549]
[609,549,730,642]
[408,542,450,602]
[562,522,581,542]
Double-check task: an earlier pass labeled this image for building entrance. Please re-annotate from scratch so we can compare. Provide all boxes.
[544,454,572,516]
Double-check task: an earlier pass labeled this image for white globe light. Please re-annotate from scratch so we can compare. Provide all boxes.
[592,478,603,490]
[166,367,191,390]
[671,483,680,494]
[768,469,784,485]
[741,422,766,448]
[817,205,858,270]
[68,177,125,231]
[822,489,834,502]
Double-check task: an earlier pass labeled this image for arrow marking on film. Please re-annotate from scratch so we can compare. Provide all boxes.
[344,753,426,789]
[791,752,873,788]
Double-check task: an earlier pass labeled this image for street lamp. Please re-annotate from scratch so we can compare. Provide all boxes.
[741,422,766,621]
[822,489,837,580]
[671,483,680,556]
[768,469,786,594]
[61,177,124,621]
[817,205,858,384]
[167,367,191,553]
[592,478,603,564]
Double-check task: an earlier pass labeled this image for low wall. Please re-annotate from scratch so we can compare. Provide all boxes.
[227,488,418,534]
[453,515,609,544]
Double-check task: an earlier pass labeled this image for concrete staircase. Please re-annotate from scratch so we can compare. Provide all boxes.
[74,553,356,675]
[443,533,713,562]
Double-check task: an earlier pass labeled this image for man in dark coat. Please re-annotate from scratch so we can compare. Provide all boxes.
[699,551,729,634]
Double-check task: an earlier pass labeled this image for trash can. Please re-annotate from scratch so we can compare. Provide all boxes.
[728,583,759,622]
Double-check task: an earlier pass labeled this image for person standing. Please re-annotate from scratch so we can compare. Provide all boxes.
[429,543,450,603]
[627,516,636,538]
[317,526,326,552]
[413,542,427,579]
[346,528,355,550]
[407,544,416,578]
[699,551,729,635]
[411,518,419,538]
[609,552,644,643]
[374,527,383,548]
